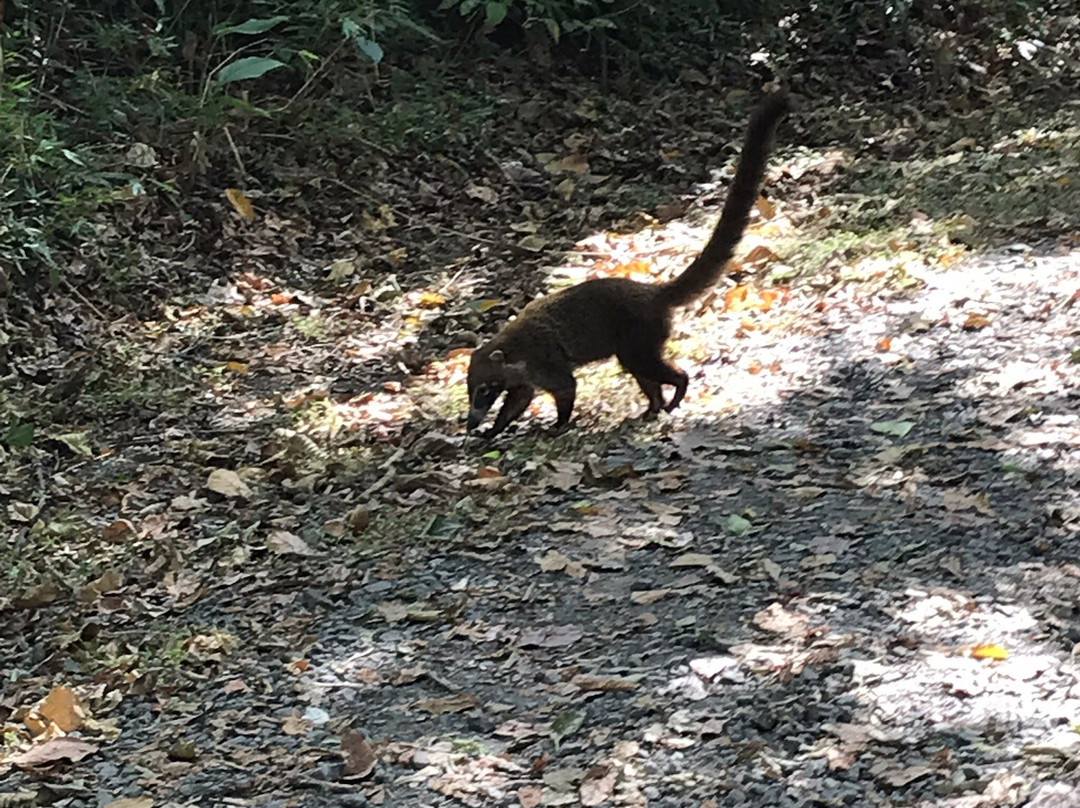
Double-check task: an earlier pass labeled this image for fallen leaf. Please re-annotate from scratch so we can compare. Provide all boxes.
[341,729,377,777]
[518,785,543,808]
[225,188,256,222]
[631,588,671,605]
[579,764,617,806]
[972,644,1009,661]
[417,290,446,308]
[724,514,752,535]
[413,693,480,715]
[8,501,40,522]
[267,529,319,556]
[870,420,916,438]
[103,798,155,808]
[752,602,810,638]
[572,675,638,692]
[942,488,995,515]
[282,712,310,736]
[670,553,713,568]
[38,686,85,733]
[206,468,252,498]
[519,625,585,648]
[10,737,98,768]
[53,430,93,456]
[465,183,499,204]
[963,312,992,330]
[102,519,137,543]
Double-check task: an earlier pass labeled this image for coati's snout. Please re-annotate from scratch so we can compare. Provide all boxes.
[466,381,503,431]
[466,348,528,432]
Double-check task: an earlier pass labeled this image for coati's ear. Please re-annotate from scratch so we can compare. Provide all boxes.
[504,361,528,385]
[489,350,505,365]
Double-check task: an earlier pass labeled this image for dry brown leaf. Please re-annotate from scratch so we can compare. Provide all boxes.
[519,625,584,648]
[78,570,123,604]
[413,693,480,715]
[755,195,776,219]
[942,488,995,515]
[572,675,638,693]
[38,686,85,733]
[752,603,811,638]
[206,468,252,498]
[9,737,98,768]
[102,519,137,543]
[341,729,377,777]
[225,188,256,222]
[103,798,155,808]
[630,589,670,605]
[670,553,713,568]
[963,312,992,330]
[282,712,310,737]
[743,244,779,267]
[518,785,543,808]
[579,764,617,806]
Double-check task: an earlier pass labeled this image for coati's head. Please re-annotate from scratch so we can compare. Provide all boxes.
[466,348,525,431]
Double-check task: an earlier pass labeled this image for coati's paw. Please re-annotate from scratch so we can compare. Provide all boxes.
[640,409,660,422]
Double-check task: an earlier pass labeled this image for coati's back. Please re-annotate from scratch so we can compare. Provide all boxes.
[511,278,665,365]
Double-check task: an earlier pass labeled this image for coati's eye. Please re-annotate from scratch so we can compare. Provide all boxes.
[472,384,500,408]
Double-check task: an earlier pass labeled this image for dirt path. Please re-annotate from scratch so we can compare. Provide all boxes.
[5,246,1079,807]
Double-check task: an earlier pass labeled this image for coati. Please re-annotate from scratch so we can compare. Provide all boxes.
[466,92,789,437]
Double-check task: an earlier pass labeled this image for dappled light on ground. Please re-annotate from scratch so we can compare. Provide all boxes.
[5,6,1080,800]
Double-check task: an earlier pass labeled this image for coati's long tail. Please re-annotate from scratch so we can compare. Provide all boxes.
[656,92,789,309]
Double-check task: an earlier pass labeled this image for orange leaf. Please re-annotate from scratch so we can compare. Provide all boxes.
[877,336,892,351]
[971,644,1009,661]
[747,359,763,375]
[270,292,293,305]
[225,188,256,222]
[743,244,779,267]
[476,465,502,479]
[755,195,776,220]
[724,285,749,311]
[963,313,992,330]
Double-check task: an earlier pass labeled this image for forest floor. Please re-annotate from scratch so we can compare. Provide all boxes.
[3,50,1080,808]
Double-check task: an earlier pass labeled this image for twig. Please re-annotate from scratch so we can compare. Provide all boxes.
[222,125,247,179]
[360,447,406,499]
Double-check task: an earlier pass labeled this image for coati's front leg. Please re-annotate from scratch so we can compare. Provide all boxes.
[533,368,576,431]
[486,384,535,437]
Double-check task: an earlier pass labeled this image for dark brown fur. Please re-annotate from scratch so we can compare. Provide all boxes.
[467,92,789,437]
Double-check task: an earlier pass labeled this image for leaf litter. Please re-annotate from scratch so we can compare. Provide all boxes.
[4,36,1080,808]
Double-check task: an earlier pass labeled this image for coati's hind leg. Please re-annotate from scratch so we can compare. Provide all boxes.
[632,376,665,418]
[619,350,689,413]
[486,384,535,437]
